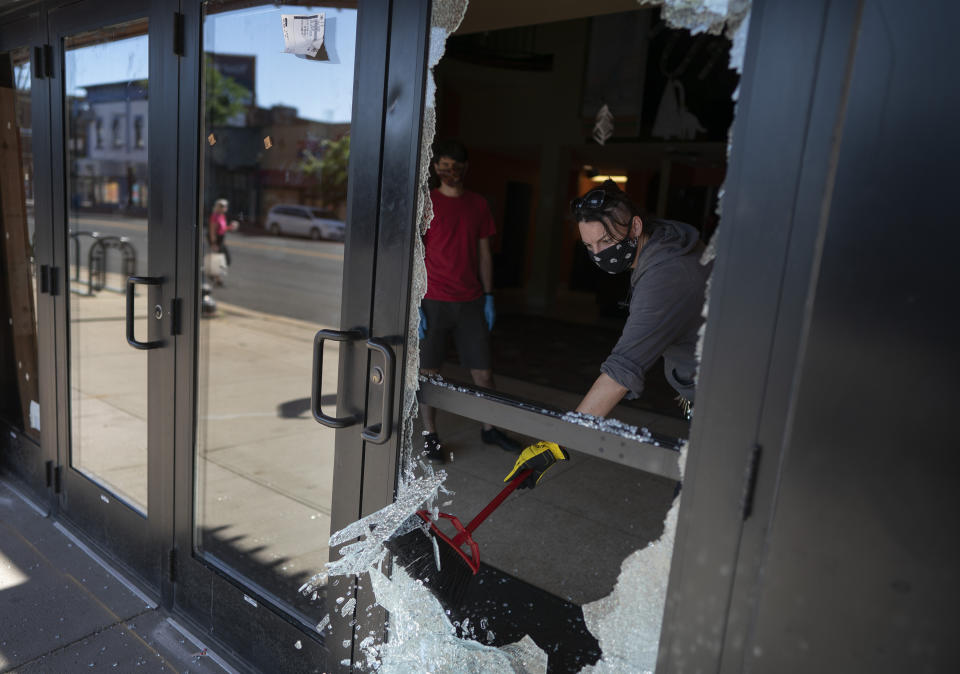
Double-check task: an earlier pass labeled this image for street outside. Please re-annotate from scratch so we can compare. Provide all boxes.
[68,213,344,325]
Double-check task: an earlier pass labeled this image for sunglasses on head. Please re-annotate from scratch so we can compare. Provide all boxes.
[570,188,608,216]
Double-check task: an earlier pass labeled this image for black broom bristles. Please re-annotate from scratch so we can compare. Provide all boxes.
[386,520,476,608]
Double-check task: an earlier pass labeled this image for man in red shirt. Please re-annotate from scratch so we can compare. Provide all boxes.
[419,140,521,460]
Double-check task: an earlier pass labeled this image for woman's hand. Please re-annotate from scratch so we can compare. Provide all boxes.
[576,373,629,418]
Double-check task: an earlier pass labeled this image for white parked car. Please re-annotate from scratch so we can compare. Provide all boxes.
[265,204,345,240]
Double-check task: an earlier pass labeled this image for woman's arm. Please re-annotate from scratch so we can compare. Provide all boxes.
[576,373,629,418]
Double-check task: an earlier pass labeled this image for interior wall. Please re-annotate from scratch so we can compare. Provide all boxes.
[434,9,734,317]
[436,16,603,313]
[438,20,591,148]
[441,18,592,309]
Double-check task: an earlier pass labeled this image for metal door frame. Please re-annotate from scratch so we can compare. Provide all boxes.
[46,0,180,589]
[369,0,690,664]
[0,8,56,502]
[168,1,422,671]
[381,1,853,672]
[656,0,868,671]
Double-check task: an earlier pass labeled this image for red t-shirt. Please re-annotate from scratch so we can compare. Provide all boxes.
[424,189,496,302]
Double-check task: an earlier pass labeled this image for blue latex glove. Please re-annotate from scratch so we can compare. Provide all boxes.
[484,294,495,331]
[418,307,427,340]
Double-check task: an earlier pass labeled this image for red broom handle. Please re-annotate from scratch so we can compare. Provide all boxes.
[460,469,533,538]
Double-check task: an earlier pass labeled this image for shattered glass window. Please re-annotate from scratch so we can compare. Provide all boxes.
[317,0,751,671]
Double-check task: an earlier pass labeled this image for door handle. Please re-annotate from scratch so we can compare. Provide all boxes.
[361,338,395,444]
[126,275,164,350]
[312,329,363,428]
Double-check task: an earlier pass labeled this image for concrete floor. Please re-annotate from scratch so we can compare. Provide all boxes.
[415,368,679,606]
[195,303,339,609]
[0,479,234,673]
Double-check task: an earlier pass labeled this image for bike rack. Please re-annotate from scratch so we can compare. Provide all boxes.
[69,231,98,294]
[86,236,138,295]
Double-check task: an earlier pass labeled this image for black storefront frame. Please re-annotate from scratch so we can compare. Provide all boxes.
[167,1,428,671]
[0,0,893,671]
[658,0,870,671]
[715,1,865,669]
[44,0,180,589]
[0,0,433,670]
[0,8,56,502]
[0,0,786,670]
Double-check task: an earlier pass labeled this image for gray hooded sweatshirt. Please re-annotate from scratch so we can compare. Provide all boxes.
[600,220,711,403]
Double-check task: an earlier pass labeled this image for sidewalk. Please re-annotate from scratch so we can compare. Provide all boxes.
[62,275,683,609]
[0,478,234,674]
[65,277,343,622]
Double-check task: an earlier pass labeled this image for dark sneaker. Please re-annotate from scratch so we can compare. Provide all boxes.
[481,427,522,453]
[423,432,445,462]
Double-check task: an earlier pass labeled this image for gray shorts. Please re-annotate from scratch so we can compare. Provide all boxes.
[419,298,491,371]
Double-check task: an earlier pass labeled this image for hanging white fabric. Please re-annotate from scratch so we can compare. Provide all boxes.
[592,104,615,145]
[652,78,706,140]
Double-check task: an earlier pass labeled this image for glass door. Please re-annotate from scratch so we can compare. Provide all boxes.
[376,3,699,671]
[171,2,408,670]
[191,0,356,613]
[49,0,179,586]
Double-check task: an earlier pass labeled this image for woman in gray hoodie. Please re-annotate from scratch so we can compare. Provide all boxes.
[572,180,711,419]
[505,180,712,486]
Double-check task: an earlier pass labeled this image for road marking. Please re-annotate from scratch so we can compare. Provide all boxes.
[73,218,344,261]
[75,217,147,232]
[229,238,344,261]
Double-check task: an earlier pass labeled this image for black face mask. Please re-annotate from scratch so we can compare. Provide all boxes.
[591,237,638,274]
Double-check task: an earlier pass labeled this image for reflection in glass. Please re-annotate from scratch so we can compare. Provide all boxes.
[0,48,40,442]
[194,1,356,619]
[65,21,150,512]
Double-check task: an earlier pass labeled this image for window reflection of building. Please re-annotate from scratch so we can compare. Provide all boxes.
[68,80,148,214]
[203,52,351,227]
[111,114,123,148]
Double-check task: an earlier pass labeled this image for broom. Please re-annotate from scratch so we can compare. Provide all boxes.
[387,468,533,607]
